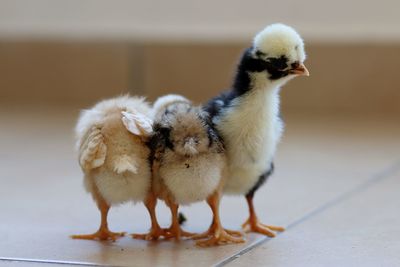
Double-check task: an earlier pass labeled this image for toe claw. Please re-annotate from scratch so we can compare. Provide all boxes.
[195,229,245,247]
[163,226,197,241]
[242,218,284,237]
[262,224,285,232]
[225,228,244,237]
[131,228,168,241]
[192,228,242,240]
[71,230,125,241]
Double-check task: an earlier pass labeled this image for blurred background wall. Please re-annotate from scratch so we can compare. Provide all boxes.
[1,0,399,115]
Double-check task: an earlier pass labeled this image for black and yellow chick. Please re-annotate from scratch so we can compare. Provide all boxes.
[205,24,309,237]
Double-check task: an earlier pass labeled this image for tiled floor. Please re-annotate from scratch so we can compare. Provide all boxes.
[1,106,399,267]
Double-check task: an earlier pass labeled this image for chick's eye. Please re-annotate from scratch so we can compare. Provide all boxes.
[266,56,289,71]
[255,50,267,58]
[291,62,300,69]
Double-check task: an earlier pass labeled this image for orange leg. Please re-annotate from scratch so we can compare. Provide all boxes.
[242,194,285,237]
[132,193,168,241]
[164,200,196,241]
[194,191,245,247]
[71,194,125,241]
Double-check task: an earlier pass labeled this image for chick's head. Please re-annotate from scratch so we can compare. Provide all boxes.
[152,94,191,120]
[250,23,309,82]
[166,108,211,157]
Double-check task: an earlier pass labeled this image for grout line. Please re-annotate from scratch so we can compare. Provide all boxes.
[0,257,122,267]
[215,159,400,267]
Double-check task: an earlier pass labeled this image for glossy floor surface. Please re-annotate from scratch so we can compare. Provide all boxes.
[1,106,399,267]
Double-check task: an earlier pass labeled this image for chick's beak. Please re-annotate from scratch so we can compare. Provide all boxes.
[183,137,199,156]
[290,64,309,76]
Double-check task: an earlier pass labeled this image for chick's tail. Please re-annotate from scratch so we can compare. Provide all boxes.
[113,155,138,174]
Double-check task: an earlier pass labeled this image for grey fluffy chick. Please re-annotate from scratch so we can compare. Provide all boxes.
[151,95,244,246]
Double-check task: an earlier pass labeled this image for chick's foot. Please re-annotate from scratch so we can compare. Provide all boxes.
[132,226,169,241]
[192,227,243,240]
[71,229,125,241]
[242,217,285,237]
[195,226,245,247]
[164,225,197,241]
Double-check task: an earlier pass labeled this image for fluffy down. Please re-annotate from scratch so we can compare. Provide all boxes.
[253,23,306,64]
[152,97,225,205]
[159,152,224,205]
[219,80,283,194]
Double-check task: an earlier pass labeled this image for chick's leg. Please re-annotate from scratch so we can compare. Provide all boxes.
[164,200,196,241]
[132,193,167,241]
[242,194,285,237]
[195,191,245,247]
[71,194,125,241]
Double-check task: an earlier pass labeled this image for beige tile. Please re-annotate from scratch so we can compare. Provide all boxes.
[1,108,399,266]
[228,170,400,267]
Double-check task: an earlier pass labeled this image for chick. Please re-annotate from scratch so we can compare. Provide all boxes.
[71,96,164,241]
[205,24,309,237]
[151,95,244,246]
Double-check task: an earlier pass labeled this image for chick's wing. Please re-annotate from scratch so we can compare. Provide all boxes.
[78,126,107,171]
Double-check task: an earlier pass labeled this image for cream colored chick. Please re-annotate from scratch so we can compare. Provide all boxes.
[151,95,244,246]
[71,96,164,241]
[205,24,309,237]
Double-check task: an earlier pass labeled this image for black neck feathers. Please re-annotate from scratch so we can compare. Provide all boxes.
[232,48,265,96]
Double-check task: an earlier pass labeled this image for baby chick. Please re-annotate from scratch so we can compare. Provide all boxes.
[151,95,244,246]
[71,96,164,241]
[205,24,309,237]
